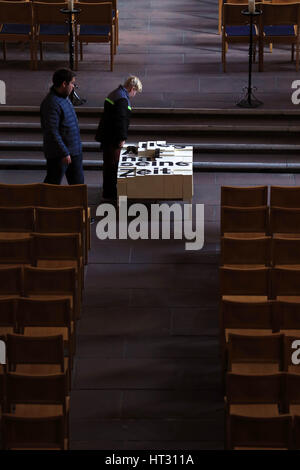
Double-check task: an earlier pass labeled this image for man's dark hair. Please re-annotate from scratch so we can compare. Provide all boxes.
[52,68,76,88]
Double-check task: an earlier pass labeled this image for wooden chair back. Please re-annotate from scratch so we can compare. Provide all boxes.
[1,414,65,449]
[221,186,268,206]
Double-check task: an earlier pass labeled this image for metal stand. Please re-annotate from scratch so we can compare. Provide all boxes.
[60,8,86,105]
[237,9,263,108]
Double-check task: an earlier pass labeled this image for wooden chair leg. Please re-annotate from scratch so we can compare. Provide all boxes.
[222,36,226,73]
[269,43,273,53]
[113,25,116,55]
[80,41,83,61]
[74,37,78,70]
[259,38,264,72]
[292,43,295,62]
[110,35,114,71]
[3,41,6,61]
[116,12,119,45]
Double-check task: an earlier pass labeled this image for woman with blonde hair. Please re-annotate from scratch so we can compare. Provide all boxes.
[95,75,142,199]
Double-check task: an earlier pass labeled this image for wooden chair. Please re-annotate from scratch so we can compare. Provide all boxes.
[32,1,69,69]
[221,185,268,207]
[5,372,69,438]
[218,0,249,34]
[275,300,300,335]
[271,267,300,300]
[6,333,69,379]
[40,184,90,264]
[0,207,35,240]
[285,373,300,414]
[227,414,293,449]
[0,183,41,207]
[221,206,269,237]
[221,236,271,267]
[0,298,18,336]
[0,1,35,68]
[259,2,300,71]
[17,297,74,368]
[271,186,300,208]
[220,299,276,374]
[75,2,114,71]
[76,0,119,48]
[272,237,300,267]
[35,206,86,264]
[222,3,259,72]
[227,332,284,374]
[270,207,300,238]
[0,237,32,267]
[0,266,23,299]
[1,414,66,450]
[31,233,83,297]
[225,373,283,424]
[220,266,270,302]
[23,266,79,319]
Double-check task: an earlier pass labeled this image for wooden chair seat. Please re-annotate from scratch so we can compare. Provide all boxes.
[27,294,74,310]
[229,404,280,417]
[225,328,274,341]
[222,295,268,302]
[0,326,15,335]
[223,232,267,238]
[23,324,74,341]
[14,394,70,418]
[0,233,31,240]
[13,358,69,376]
[231,363,280,374]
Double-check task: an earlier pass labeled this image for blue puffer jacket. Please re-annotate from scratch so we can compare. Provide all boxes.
[40,87,82,159]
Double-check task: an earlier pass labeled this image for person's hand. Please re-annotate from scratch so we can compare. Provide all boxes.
[119,141,126,148]
[62,155,72,165]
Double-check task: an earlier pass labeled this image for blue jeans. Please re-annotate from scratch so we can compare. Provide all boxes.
[44,154,84,185]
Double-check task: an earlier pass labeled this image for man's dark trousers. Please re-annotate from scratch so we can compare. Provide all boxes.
[44,153,84,185]
[102,144,121,197]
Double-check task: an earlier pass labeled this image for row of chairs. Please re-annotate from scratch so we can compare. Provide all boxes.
[220,265,300,299]
[227,413,300,449]
[0,183,90,263]
[221,206,300,237]
[220,186,300,449]
[225,372,300,415]
[221,185,300,236]
[221,185,300,207]
[220,298,300,351]
[221,236,300,266]
[0,296,75,368]
[0,0,118,70]
[221,2,300,72]
[225,332,299,374]
[0,184,90,450]
[0,234,84,303]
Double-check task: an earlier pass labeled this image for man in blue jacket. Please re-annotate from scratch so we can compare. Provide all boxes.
[40,68,84,185]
